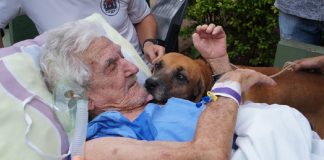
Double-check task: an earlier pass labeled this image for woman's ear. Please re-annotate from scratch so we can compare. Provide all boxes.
[88,98,95,110]
[87,99,98,120]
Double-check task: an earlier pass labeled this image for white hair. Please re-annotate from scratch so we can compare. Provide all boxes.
[40,20,106,92]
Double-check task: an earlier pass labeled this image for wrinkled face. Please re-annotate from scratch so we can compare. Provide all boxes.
[81,37,152,115]
[145,52,212,103]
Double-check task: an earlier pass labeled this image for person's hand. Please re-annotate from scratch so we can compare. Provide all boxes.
[143,42,165,64]
[291,55,324,73]
[217,69,276,92]
[192,24,227,61]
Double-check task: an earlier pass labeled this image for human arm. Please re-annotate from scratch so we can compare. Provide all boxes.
[192,24,232,74]
[84,98,237,160]
[292,55,324,73]
[135,14,165,64]
[84,70,275,160]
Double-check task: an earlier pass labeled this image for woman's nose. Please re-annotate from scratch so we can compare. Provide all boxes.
[123,59,139,77]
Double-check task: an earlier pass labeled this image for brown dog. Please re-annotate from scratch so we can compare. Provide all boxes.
[242,66,324,138]
[145,52,213,103]
[145,52,324,138]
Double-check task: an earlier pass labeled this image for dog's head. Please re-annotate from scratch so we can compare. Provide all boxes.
[144,52,213,103]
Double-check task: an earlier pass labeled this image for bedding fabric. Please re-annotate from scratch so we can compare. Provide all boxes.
[0,39,69,159]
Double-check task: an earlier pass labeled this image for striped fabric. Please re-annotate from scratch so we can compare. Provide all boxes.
[0,33,68,160]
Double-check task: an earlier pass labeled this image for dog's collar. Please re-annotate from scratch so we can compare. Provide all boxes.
[212,73,225,82]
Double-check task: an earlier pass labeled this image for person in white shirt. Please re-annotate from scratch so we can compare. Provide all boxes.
[0,0,164,64]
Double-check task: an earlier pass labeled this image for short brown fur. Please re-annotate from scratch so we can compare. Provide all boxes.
[145,52,213,102]
[145,52,324,138]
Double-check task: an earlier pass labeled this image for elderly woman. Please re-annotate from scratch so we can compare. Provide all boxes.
[40,21,322,160]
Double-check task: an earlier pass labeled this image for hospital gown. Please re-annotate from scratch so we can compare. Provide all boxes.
[87,97,324,160]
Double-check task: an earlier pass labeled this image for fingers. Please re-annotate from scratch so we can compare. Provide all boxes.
[291,59,308,71]
[143,43,165,64]
[152,45,165,64]
[218,69,276,92]
[206,24,216,34]
[144,49,155,63]
[291,63,302,71]
[257,72,277,86]
[196,24,212,35]
[291,56,324,71]
[195,24,225,39]
[192,33,201,47]
[212,26,224,36]
[240,69,276,87]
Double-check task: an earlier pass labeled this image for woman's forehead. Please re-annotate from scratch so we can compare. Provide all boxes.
[91,37,113,49]
[86,37,113,57]
[84,36,120,63]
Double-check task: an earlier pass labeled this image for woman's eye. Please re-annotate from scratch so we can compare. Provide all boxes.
[108,63,116,71]
[104,59,116,74]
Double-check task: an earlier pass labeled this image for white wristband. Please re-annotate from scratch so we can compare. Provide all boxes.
[211,81,241,106]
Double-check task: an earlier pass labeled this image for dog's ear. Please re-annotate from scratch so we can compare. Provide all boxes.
[193,79,205,102]
[195,59,213,90]
[151,60,164,74]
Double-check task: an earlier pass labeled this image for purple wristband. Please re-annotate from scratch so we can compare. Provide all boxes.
[211,87,241,104]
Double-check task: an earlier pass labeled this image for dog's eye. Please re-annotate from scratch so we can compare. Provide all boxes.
[154,61,163,70]
[176,73,187,81]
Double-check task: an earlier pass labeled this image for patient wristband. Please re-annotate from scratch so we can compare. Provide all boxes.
[196,81,241,108]
[210,81,241,106]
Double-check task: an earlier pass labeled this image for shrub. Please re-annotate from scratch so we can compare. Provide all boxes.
[183,0,279,66]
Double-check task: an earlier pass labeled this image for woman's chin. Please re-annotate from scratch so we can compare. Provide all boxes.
[127,83,153,105]
[145,94,153,103]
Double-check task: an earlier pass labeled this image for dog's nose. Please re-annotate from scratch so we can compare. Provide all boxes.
[145,78,158,91]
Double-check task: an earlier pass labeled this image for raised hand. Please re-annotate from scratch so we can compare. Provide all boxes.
[192,24,228,61]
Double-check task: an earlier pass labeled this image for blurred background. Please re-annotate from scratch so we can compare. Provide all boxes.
[3,0,323,67]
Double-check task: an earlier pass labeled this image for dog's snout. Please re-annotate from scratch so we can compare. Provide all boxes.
[145,78,159,91]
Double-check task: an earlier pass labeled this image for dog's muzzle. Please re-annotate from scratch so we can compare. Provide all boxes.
[144,77,168,102]
[144,77,159,93]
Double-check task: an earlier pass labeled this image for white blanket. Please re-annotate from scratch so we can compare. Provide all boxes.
[232,102,324,160]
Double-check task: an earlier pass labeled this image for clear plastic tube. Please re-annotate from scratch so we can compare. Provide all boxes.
[70,99,89,157]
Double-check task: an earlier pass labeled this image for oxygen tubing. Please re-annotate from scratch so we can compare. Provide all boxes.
[70,99,89,157]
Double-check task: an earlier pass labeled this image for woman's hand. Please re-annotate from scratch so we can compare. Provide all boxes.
[292,55,324,73]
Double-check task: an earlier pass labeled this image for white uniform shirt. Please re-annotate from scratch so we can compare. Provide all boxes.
[0,0,150,54]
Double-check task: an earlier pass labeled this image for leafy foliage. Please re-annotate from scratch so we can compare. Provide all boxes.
[182,0,279,66]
